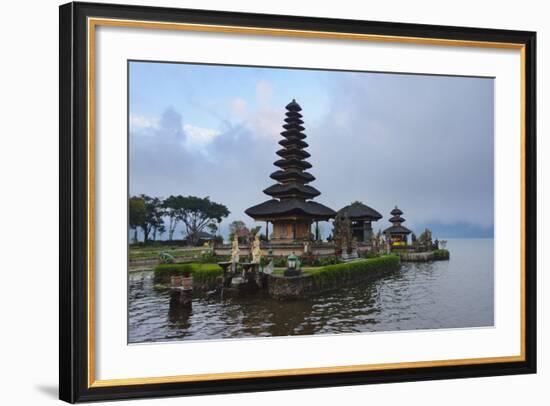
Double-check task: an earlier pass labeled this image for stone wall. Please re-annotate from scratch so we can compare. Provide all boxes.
[267,274,316,298]
[267,256,400,299]
[397,249,450,262]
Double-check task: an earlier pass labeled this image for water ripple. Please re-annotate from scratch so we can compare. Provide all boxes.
[129,239,494,343]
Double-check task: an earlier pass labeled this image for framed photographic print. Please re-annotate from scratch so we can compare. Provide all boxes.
[59,1,537,403]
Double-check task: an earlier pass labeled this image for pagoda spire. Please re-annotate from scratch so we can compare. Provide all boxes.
[389,206,406,226]
[263,99,320,200]
[245,99,336,242]
[383,205,412,244]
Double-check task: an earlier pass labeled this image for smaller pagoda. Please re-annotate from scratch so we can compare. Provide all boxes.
[383,206,412,245]
[337,201,382,243]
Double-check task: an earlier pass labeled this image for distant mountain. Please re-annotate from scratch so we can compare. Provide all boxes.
[411,222,493,239]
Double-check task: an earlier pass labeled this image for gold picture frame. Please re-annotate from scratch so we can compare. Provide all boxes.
[60,2,536,402]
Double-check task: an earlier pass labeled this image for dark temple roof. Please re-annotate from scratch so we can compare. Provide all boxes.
[274,158,312,170]
[281,130,306,139]
[390,206,403,216]
[286,99,302,111]
[383,225,412,235]
[276,148,311,159]
[384,205,410,234]
[279,138,308,148]
[263,183,321,199]
[338,202,382,221]
[245,199,335,220]
[270,169,315,183]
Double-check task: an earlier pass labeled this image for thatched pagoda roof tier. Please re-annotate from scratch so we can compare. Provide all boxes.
[274,158,312,170]
[284,117,304,125]
[279,138,308,148]
[276,148,311,159]
[384,206,410,234]
[338,202,382,221]
[281,130,307,139]
[383,225,412,235]
[285,110,302,117]
[285,99,302,111]
[391,207,403,216]
[282,123,305,132]
[269,169,315,183]
[245,199,335,220]
[263,183,321,199]
[283,123,305,132]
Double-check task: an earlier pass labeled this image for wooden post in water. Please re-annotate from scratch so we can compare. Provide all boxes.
[170,275,193,308]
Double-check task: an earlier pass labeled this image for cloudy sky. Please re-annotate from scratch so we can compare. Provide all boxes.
[129,61,494,239]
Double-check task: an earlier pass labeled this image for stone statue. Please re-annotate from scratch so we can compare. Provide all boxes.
[231,234,240,264]
[385,235,391,254]
[303,240,310,254]
[251,233,262,264]
[332,213,352,256]
[351,237,358,252]
[343,214,352,254]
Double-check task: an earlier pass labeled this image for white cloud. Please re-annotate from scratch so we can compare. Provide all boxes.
[229,81,281,140]
[182,124,220,153]
[129,114,159,133]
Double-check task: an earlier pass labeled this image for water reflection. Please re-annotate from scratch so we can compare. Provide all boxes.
[168,291,192,331]
[129,239,494,343]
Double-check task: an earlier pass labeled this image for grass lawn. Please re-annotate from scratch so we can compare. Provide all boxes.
[152,256,400,289]
[271,256,399,279]
[153,262,224,286]
[271,266,321,275]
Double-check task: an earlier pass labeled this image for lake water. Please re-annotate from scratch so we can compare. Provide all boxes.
[128,239,494,343]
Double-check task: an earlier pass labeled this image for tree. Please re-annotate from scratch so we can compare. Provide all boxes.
[179,196,230,245]
[162,195,182,241]
[129,196,146,243]
[228,220,247,243]
[229,220,246,236]
[152,214,166,241]
[207,222,218,235]
[132,194,164,243]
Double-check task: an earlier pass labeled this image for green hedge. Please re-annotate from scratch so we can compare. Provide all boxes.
[432,249,450,260]
[153,262,223,287]
[306,255,400,289]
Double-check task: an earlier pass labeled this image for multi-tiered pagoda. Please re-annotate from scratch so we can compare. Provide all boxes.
[245,99,335,242]
[383,206,412,244]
